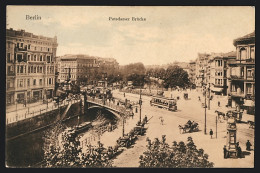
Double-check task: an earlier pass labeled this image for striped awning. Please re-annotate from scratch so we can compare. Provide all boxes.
[211,87,223,92]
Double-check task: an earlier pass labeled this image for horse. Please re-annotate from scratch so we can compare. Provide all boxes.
[178,125,186,134]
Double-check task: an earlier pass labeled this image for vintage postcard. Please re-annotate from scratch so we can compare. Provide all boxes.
[5,6,255,168]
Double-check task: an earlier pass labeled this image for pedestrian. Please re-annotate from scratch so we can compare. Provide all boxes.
[237,146,242,158]
[246,140,252,151]
[144,115,148,123]
[218,101,220,107]
[210,129,213,139]
[160,117,164,125]
[223,145,227,159]
[124,92,125,97]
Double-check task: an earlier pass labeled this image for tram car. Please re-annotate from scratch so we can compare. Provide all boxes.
[150,95,177,111]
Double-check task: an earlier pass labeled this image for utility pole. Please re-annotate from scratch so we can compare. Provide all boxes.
[204,85,207,135]
[216,115,218,138]
[208,83,211,110]
[122,116,125,137]
[201,70,207,135]
[139,86,142,122]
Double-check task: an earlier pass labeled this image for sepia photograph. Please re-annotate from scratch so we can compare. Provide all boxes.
[5,6,255,168]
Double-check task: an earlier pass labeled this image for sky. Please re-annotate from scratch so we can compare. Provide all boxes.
[7,6,255,65]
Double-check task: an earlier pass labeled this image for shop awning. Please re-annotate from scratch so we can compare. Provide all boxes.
[244,99,255,107]
[211,87,223,92]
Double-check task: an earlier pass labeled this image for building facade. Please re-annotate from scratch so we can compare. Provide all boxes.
[195,53,211,91]
[57,54,99,84]
[6,28,58,105]
[227,31,255,114]
[208,52,236,96]
[188,61,196,85]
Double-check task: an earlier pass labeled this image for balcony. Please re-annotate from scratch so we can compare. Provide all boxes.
[229,75,245,80]
[245,59,255,63]
[15,47,28,51]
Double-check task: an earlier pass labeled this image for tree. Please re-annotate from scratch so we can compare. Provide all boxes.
[163,65,190,89]
[139,136,214,168]
[43,123,112,168]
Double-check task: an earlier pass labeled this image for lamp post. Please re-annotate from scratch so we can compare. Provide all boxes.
[139,86,142,122]
[208,83,211,110]
[201,70,207,135]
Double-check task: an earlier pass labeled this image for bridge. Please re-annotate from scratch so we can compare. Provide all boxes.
[85,96,134,119]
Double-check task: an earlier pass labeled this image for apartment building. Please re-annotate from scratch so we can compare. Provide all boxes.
[227,31,255,114]
[208,52,236,96]
[195,53,211,91]
[6,28,58,105]
[188,61,196,85]
[57,54,99,84]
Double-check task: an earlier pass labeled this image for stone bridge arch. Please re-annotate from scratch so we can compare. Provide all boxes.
[86,105,121,121]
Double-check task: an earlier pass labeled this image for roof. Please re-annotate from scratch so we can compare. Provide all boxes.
[222,51,236,58]
[233,31,255,46]
[60,54,96,60]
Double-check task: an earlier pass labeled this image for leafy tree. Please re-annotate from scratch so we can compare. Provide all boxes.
[139,136,214,168]
[43,123,112,168]
[163,65,190,89]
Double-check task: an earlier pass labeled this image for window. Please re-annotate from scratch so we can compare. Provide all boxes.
[28,55,30,61]
[240,47,247,60]
[47,56,51,63]
[247,84,252,94]
[28,44,31,49]
[34,67,36,73]
[21,43,23,48]
[17,54,23,62]
[27,79,30,86]
[39,79,42,85]
[19,79,23,87]
[40,67,42,73]
[33,79,36,85]
[34,55,37,61]
[49,78,51,84]
[247,69,252,77]
[7,53,11,63]
[250,47,255,59]
[40,55,42,61]
[20,66,23,73]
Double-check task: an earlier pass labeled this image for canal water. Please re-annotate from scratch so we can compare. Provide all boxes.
[6,109,118,168]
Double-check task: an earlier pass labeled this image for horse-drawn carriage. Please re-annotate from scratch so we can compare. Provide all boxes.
[116,135,135,148]
[179,120,199,134]
[226,110,243,122]
[215,110,243,123]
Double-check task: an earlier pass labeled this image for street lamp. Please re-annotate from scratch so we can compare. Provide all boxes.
[139,87,142,122]
[201,70,207,135]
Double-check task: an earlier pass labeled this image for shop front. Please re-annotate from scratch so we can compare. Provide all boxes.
[32,90,42,102]
[16,93,25,103]
[46,89,53,99]
[6,92,15,105]
[243,99,255,115]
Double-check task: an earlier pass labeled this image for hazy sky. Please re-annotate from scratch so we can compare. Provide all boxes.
[7,6,255,65]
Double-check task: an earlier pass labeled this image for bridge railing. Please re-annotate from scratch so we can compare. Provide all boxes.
[86,96,130,115]
[6,99,81,125]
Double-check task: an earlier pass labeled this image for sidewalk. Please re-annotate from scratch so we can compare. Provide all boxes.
[6,99,80,125]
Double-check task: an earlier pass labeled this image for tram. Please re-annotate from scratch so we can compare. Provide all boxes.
[150,95,177,111]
